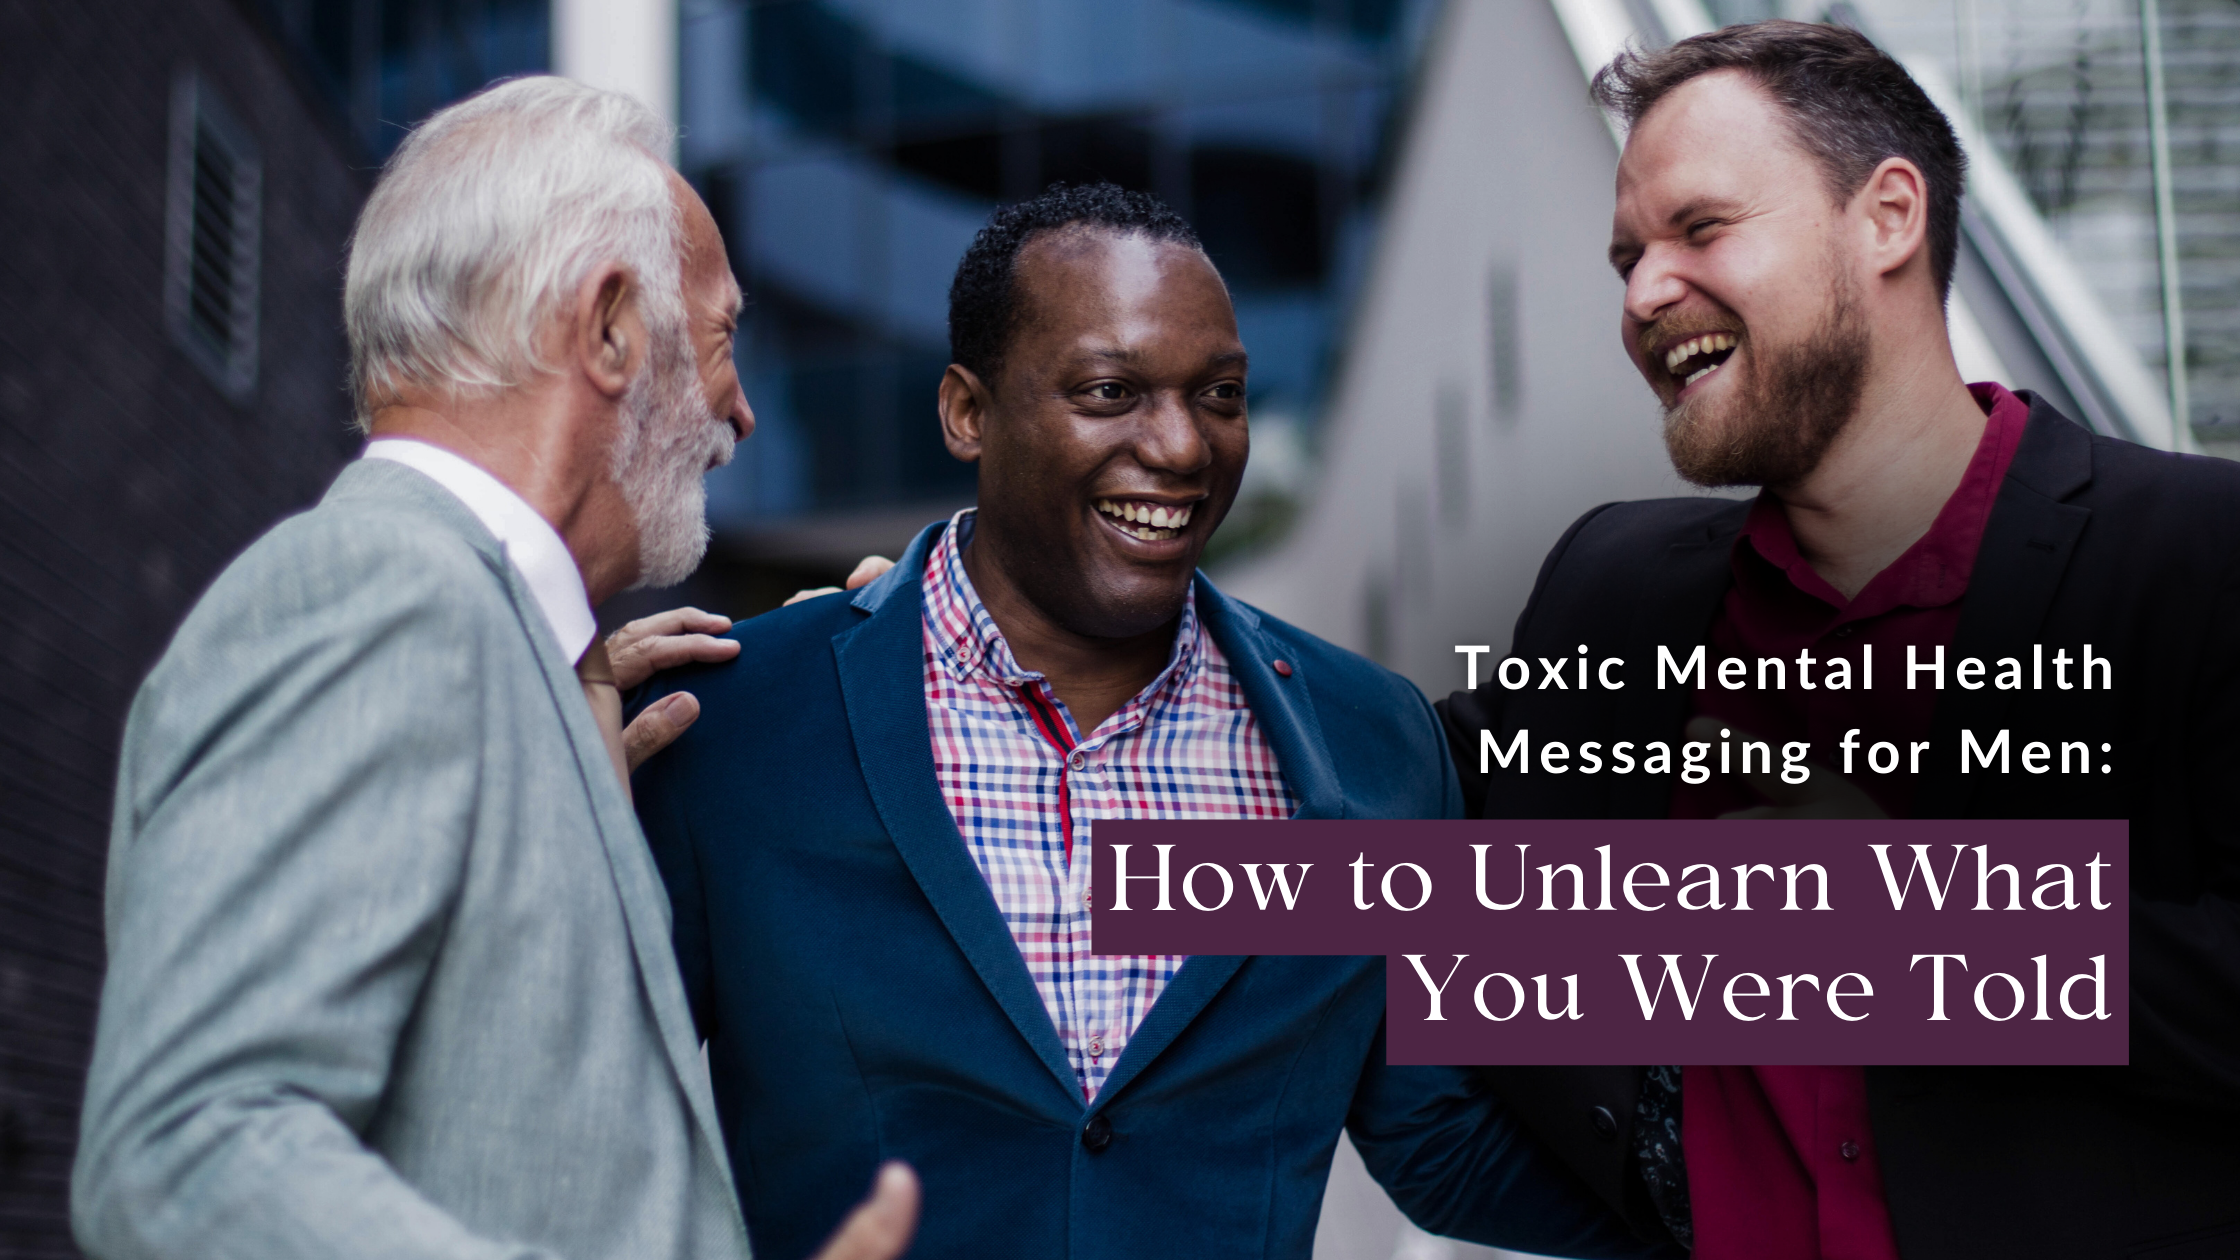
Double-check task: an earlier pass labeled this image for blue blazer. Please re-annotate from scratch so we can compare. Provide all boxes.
[634,522,1661,1260]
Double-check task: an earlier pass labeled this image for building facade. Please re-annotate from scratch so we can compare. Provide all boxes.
[675,0,1441,580]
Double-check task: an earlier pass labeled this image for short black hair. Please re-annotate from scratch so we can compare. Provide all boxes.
[947,182,1204,386]
[1591,20,1967,298]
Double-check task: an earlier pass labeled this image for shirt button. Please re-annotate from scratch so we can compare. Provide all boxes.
[1069,751,1086,770]
[1840,1140,1861,1162]
[1088,1037,1104,1059]
[1083,891,1093,907]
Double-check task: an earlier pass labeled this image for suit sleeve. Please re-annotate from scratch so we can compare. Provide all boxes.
[1393,678,1467,822]
[72,522,559,1260]
[2129,578,2240,1112]
[1347,1022,1681,1259]
[1439,503,1617,820]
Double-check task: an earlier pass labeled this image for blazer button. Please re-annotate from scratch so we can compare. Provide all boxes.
[1082,1115,1114,1153]
[1272,659,1294,677]
[1590,1105,1618,1139]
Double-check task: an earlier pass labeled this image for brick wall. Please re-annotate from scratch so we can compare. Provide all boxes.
[0,2,367,1252]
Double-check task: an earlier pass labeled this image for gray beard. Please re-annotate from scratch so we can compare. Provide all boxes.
[1663,275,1870,490]
[612,332,730,591]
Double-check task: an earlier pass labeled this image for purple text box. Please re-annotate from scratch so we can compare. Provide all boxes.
[1089,820,2127,1065]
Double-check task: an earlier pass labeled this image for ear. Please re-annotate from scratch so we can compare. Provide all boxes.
[938,364,992,463]
[1856,156,1930,281]
[573,260,645,400]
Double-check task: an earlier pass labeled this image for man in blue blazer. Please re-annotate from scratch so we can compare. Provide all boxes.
[633,185,1664,1260]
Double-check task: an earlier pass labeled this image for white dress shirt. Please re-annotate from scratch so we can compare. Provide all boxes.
[362,438,597,665]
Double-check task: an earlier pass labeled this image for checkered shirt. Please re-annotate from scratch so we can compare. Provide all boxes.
[922,511,1297,1099]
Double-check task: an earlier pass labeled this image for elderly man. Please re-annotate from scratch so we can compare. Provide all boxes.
[73,78,911,1260]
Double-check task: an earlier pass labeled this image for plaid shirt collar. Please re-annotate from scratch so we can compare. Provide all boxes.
[925,509,1204,736]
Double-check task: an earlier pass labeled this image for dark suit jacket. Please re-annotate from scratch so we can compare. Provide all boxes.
[1439,397,2240,1260]
[632,521,1672,1260]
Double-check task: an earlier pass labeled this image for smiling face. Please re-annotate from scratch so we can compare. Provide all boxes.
[1609,69,1871,488]
[946,226,1248,640]
[675,173,754,449]
[615,174,756,590]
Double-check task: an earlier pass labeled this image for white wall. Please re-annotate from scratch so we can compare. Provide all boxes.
[554,0,678,139]
[1314,1132,1523,1260]
[1216,0,1730,700]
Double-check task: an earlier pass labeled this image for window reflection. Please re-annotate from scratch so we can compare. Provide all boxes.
[1823,0,2235,443]
[683,0,1435,527]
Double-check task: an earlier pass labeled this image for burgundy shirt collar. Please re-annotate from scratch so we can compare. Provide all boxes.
[1733,382,2031,624]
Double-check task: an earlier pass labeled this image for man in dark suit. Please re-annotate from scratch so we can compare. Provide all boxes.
[1439,22,2240,1260]
[631,185,1668,1260]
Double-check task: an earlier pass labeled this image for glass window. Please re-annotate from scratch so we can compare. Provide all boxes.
[682,0,1438,530]
[167,71,263,403]
[1810,0,2238,446]
[246,0,552,158]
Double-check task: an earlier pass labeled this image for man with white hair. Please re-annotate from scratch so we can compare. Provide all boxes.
[72,77,913,1260]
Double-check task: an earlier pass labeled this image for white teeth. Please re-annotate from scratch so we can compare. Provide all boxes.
[1094,498,1192,539]
[1665,333,1737,376]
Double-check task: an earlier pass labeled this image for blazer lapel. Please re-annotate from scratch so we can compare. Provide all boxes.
[1085,581,1332,1107]
[499,554,741,1171]
[1917,400,2094,817]
[834,525,1082,1107]
[1607,506,1744,817]
[1201,581,1346,821]
[1089,953,1249,1111]
[342,462,739,1179]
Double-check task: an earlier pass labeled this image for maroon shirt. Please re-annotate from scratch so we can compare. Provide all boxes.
[1672,383,2029,1260]
[1671,382,2029,820]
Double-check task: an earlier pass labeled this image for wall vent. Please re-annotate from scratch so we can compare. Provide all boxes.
[166,70,261,403]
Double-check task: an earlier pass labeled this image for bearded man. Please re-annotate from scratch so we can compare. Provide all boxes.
[73,78,912,1260]
[1438,21,2240,1260]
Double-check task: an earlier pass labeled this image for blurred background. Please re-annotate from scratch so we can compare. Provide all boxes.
[0,0,2230,1256]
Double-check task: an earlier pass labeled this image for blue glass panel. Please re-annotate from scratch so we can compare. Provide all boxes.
[247,0,552,159]
[692,0,1433,521]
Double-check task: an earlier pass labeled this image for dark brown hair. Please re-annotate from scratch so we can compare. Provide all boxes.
[1591,20,1967,297]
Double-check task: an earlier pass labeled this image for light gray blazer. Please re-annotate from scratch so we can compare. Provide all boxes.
[74,460,750,1260]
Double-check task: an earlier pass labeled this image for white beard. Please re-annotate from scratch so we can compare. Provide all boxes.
[612,327,733,591]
